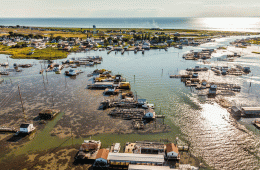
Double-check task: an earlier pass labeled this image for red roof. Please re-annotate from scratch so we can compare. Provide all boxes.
[166,143,179,154]
[95,149,109,160]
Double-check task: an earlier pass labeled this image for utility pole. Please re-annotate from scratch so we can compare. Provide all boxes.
[52,94,54,108]
[18,85,26,122]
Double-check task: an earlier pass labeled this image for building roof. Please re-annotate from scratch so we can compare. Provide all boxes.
[96,149,109,160]
[20,124,30,128]
[166,143,179,154]
[128,165,174,170]
[241,107,260,111]
[81,143,99,150]
[107,153,164,164]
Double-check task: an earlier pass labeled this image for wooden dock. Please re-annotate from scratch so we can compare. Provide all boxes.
[109,108,145,120]
[0,127,17,133]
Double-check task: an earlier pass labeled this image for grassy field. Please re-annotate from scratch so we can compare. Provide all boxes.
[0,45,70,60]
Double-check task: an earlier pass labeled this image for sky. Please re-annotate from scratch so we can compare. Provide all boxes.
[1,0,260,18]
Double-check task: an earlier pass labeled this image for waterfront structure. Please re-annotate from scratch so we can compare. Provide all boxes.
[107,153,165,166]
[165,143,180,160]
[19,123,35,133]
[133,141,165,155]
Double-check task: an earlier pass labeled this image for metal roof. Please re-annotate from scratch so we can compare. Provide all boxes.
[128,165,174,170]
[242,107,260,111]
[107,153,164,164]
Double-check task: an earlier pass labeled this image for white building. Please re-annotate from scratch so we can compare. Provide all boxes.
[19,123,35,133]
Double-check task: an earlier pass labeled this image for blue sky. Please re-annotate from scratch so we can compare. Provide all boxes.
[1,0,260,18]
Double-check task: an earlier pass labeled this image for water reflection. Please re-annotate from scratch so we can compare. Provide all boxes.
[199,17,260,32]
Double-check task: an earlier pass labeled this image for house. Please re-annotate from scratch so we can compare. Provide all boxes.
[19,123,35,133]
[165,143,180,160]
[116,35,123,40]
[93,149,109,170]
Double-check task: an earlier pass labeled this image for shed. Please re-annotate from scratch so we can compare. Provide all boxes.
[19,123,35,133]
[165,143,179,160]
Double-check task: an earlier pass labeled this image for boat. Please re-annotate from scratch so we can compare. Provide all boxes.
[55,70,61,74]
[1,62,9,66]
[39,109,60,120]
[110,143,121,153]
[65,69,77,76]
[119,82,131,89]
[142,103,155,109]
[0,71,9,75]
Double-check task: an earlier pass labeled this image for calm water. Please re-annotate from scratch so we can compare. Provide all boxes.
[1,35,260,169]
[1,17,260,32]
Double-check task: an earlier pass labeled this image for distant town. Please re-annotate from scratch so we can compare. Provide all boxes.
[0,25,257,60]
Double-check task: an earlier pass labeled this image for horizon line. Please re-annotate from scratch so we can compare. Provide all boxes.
[1,16,260,19]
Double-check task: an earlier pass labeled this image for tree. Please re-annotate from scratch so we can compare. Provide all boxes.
[174,36,179,42]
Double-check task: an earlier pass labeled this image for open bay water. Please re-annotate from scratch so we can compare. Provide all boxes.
[1,17,260,32]
[1,36,260,169]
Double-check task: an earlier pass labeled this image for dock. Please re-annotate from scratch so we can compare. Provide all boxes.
[0,127,17,133]
[109,108,145,120]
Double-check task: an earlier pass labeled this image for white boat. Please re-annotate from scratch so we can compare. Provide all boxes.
[111,143,121,153]
[1,62,9,66]
[142,103,155,109]
[66,69,77,76]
